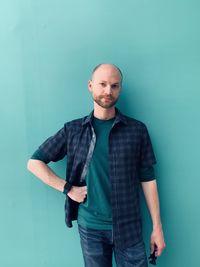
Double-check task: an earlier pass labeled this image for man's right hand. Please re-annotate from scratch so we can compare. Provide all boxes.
[67,185,87,203]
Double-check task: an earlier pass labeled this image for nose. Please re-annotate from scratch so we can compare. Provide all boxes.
[104,85,112,95]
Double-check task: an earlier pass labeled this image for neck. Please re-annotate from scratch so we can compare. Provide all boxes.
[93,104,116,120]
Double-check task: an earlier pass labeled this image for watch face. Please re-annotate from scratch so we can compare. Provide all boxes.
[65,182,72,193]
[63,183,69,194]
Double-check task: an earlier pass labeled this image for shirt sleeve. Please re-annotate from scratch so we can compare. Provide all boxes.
[34,124,68,164]
[139,166,156,182]
[140,124,157,168]
[30,149,49,164]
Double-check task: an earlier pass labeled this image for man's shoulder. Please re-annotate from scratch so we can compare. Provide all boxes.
[122,113,147,129]
[63,114,88,128]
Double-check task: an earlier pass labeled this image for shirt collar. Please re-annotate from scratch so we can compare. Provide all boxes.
[82,107,128,126]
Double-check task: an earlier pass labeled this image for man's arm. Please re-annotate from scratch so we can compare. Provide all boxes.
[27,159,87,203]
[141,179,166,256]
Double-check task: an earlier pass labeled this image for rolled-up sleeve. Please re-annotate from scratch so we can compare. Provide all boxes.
[30,149,49,164]
[140,124,157,168]
[35,123,68,164]
[139,165,156,182]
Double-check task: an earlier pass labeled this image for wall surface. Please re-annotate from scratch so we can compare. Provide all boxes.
[1,0,200,266]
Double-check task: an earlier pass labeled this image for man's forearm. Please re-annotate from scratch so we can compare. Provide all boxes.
[27,159,66,193]
[141,179,162,229]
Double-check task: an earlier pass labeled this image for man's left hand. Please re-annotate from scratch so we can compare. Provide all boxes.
[150,225,166,257]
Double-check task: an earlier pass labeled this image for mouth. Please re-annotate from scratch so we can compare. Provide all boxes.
[103,97,113,101]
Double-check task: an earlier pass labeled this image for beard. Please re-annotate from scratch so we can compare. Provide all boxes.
[92,94,119,109]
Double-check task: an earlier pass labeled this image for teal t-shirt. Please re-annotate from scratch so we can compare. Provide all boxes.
[77,116,115,230]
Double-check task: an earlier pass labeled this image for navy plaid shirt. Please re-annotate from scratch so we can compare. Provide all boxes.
[37,107,157,248]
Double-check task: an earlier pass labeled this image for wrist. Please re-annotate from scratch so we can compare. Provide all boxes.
[153,222,162,231]
[63,182,72,195]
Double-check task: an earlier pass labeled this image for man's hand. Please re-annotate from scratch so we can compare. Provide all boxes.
[150,225,166,257]
[67,186,87,203]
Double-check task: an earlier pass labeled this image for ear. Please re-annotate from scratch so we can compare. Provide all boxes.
[88,80,92,92]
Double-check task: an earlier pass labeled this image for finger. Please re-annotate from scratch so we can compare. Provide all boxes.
[81,190,87,196]
[157,244,165,256]
[156,247,162,257]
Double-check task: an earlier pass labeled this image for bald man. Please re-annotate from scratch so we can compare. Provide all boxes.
[27,63,165,267]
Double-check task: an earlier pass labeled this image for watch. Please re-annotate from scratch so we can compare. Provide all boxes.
[63,182,72,195]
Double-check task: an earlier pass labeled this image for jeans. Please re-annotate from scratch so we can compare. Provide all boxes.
[78,224,148,267]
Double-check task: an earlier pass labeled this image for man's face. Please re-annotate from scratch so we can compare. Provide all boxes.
[88,65,122,109]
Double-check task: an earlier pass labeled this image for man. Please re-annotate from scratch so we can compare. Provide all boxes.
[27,63,166,267]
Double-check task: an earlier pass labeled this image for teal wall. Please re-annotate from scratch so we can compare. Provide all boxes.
[1,0,200,266]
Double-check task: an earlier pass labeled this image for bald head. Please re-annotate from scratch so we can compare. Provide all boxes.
[88,63,122,110]
[91,63,123,85]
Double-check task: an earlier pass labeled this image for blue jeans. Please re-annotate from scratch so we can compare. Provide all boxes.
[78,224,148,267]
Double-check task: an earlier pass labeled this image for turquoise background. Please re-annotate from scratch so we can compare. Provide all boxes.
[1,0,200,266]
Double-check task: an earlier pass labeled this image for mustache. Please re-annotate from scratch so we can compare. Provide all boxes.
[102,95,113,99]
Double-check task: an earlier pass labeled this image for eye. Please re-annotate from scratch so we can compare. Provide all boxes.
[111,84,119,89]
[100,82,106,87]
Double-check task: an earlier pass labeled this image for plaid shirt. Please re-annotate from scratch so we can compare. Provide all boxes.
[38,107,157,249]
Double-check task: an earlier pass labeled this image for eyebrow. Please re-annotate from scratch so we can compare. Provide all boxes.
[100,80,120,84]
